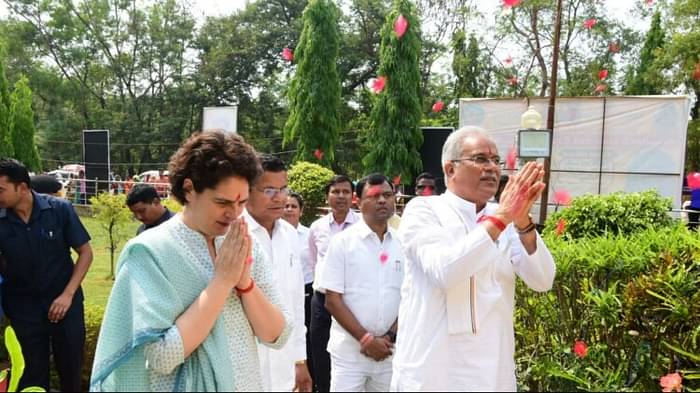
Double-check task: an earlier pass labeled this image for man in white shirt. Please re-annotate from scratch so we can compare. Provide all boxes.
[392,127,556,391]
[245,154,312,392]
[283,192,314,381]
[308,175,359,392]
[321,174,404,392]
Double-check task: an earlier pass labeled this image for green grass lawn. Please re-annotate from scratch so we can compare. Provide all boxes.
[79,215,139,308]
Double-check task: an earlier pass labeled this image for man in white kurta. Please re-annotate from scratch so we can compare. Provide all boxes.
[321,175,404,392]
[245,154,311,392]
[391,127,556,392]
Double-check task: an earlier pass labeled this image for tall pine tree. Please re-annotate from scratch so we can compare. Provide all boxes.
[10,77,41,171]
[283,0,341,166]
[625,11,665,95]
[452,31,491,99]
[363,0,423,183]
[0,50,13,158]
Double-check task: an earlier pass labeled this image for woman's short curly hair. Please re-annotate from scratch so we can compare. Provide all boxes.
[168,131,261,205]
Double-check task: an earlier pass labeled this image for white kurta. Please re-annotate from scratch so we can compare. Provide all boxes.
[245,211,307,392]
[391,191,556,392]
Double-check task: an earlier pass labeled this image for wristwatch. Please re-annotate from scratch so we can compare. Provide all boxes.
[385,330,397,343]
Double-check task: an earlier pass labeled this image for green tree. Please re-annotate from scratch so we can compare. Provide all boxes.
[452,30,491,99]
[283,0,342,166]
[363,0,423,184]
[90,193,132,279]
[9,77,40,171]
[625,11,665,95]
[287,161,335,225]
[0,52,12,158]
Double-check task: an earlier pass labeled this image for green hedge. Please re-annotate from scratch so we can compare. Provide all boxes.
[516,219,700,391]
[288,161,335,225]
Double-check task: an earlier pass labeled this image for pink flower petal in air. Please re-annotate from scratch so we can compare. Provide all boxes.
[645,0,654,7]
[687,172,700,189]
[598,69,608,81]
[502,0,521,8]
[504,55,513,66]
[314,149,324,161]
[583,19,597,30]
[432,100,445,113]
[372,76,387,93]
[393,175,401,186]
[553,190,572,206]
[506,146,517,170]
[282,47,294,62]
[594,83,607,94]
[394,15,408,39]
[379,251,389,264]
[660,372,683,393]
[573,340,588,358]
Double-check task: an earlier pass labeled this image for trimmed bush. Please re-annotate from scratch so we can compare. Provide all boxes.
[542,190,673,240]
[288,161,335,225]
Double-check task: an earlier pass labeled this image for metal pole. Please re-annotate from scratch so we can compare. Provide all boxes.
[538,0,563,225]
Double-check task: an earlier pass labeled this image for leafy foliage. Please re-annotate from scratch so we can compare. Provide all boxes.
[9,77,40,172]
[0,52,12,158]
[287,161,335,225]
[542,190,673,240]
[363,0,423,184]
[625,12,665,95]
[283,0,342,166]
[516,224,700,391]
[89,193,133,279]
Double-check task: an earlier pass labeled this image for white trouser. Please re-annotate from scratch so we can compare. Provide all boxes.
[330,353,393,392]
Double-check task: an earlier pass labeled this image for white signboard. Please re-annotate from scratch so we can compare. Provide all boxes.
[202,106,238,133]
[459,96,691,210]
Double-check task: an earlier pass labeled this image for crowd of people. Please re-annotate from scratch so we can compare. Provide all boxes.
[0,126,556,392]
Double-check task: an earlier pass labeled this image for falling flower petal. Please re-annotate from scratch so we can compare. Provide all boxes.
[573,340,588,358]
[507,75,518,86]
[598,69,609,81]
[583,18,597,30]
[282,47,294,62]
[594,83,607,94]
[372,76,387,93]
[394,14,409,39]
[379,251,389,264]
[608,42,620,53]
[645,0,654,7]
[503,0,521,8]
[506,146,517,170]
[314,149,324,161]
[553,190,572,206]
[555,218,567,237]
[693,63,700,81]
[687,172,700,189]
[393,175,401,186]
[504,55,513,66]
[432,100,445,113]
[660,372,683,393]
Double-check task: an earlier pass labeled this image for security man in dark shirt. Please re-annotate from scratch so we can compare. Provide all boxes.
[0,158,93,391]
[126,183,174,235]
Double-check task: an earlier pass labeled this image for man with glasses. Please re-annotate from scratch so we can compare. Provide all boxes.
[309,175,359,392]
[244,154,312,392]
[391,127,556,391]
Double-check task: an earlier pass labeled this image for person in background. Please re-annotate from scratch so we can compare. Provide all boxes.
[244,154,312,392]
[308,175,359,392]
[392,127,556,391]
[282,192,315,384]
[415,172,437,196]
[91,131,290,391]
[0,158,94,392]
[124,175,134,195]
[126,184,174,235]
[322,174,404,392]
[73,170,86,205]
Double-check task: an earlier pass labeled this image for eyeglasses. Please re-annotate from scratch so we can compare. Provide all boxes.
[256,186,289,199]
[452,155,502,167]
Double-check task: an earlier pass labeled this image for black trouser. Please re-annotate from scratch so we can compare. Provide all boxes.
[310,291,331,392]
[11,300,85,392]
[688,206,700,229]
[304,283,314,384]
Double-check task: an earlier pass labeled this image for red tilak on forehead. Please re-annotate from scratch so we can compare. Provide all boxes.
[366,185,383,198]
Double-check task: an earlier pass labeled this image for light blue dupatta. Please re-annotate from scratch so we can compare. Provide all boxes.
[90,218,235,392]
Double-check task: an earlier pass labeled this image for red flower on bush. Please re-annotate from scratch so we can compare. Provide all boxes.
[555,218,566,237]
[282,48,294,62]
[314,149,324,161]
[573,340,588,358]
[432,100,445,113]
[583,18,597,30]
[598,69,608,81]
[660,372,683,393]
[372,76,387,93]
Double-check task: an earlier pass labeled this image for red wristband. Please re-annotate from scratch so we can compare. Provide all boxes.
[236,278,255,296]
[477,215,507,232]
